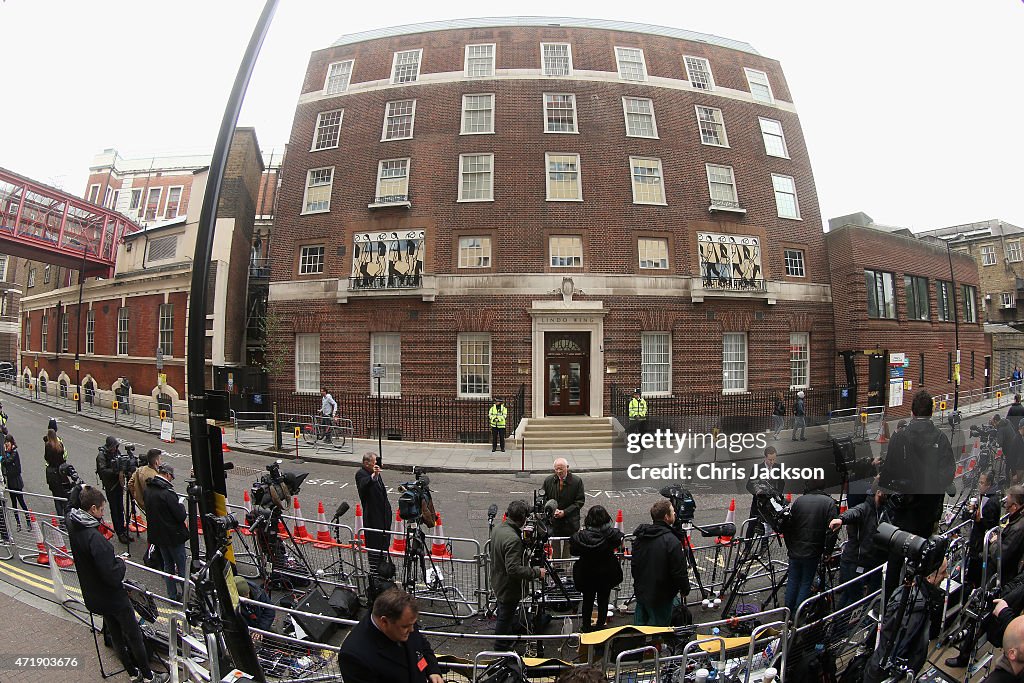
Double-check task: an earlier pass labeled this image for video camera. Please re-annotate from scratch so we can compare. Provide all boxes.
[397,466,435,527]
[58,462,82,487]
[747,479,791,534]
[660,485,696,529]
[99,441,138,475]
[874,522,949,578]
[522,489,554,550]
[247,459,307,531]
[970,424,997,441]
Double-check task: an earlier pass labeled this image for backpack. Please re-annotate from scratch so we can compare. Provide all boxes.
[475,656,527,683]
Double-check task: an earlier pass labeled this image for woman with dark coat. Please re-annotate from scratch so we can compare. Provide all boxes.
[2,434,30,532]
[570,505,624,631]
[43,428,71,519]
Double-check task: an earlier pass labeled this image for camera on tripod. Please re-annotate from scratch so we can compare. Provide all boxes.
[247,459,307,530]
[874,522,949,577]
[58,462,83,487]
[970,424,996,440]
[660,484,696,529]
[522,490,553,551]
[397,466,435,527]
[746,479,791,534]
[100,442,138,474]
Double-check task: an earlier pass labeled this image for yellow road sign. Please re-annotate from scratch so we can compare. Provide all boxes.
[73,393,79,401]
[112,400,119,410]
[159,410,167,420]
[294,426,301,439]
[939,401,948,410]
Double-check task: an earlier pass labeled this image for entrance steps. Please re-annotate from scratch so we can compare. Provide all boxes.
[520,416,623,450]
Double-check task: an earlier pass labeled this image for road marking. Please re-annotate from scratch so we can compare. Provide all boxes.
[457,491,490,495]
[69,425,93,433]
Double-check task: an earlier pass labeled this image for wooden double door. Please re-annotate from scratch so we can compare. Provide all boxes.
[544,332,590,416]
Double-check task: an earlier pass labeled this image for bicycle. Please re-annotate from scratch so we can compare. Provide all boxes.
[302,414,347,449]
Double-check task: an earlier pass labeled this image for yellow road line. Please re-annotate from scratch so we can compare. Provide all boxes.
[0,563,59,593]
[0,560,81,593]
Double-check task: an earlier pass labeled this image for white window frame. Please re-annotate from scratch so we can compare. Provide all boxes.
[1002,292,1016,309]
[545,153,582,201]
[790,332,810,389]
[457,153,494,202]
[641,332,672,396]
[744,68,774,103]
[117,307,129,356]
[43,264,51,284]
[41,314,48,351]
[684,56,716,91]
[615,47,648,81]
[24,318,30,351]
[109,189,119,210]
[695,105,729,147]
[129,189,143,212]
[27,268,36,288]
[88,184,101,204]
[981,245,997,266]
[629,157,666,206]
[295,333,320,394]
[311,109,344,151]
[543,93,578,133]
[381,99,416,141]
[771,174,801,220]
[541,42,573,76]
[784,248,806,277]
[638,237,669,270]
[144,186,162,221]
[458,332,491,398]
[86,309,94,354]
[963,285,978,323]
[158,303,173,356]
[1007,241,1022,263]
[299,245,325,275]
[301,167,334,214]
[458,236,492,268]
[706,164,740,209]
[460,93,494,135]
[758,117,789,158]
[622,96,658,138]
[324,60,353,94]
[549,235,583,268]
[164,185,183,219]
[103,186,113,208]
[464,43,495,78]
[0,255,7,282]
[722,332,747,394]
[370,333,401,396]
[390,49,422,85]
[375,158,410,201]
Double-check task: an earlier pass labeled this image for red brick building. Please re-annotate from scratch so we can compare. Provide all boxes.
[825,213,989,417]
[268,18,834,426]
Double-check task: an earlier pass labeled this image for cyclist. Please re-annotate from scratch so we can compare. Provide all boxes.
[319,387,338,443]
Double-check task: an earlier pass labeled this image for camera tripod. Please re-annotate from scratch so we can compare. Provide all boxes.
[398,519,461,624]
[523,540,575,658]
[718,525,786,618]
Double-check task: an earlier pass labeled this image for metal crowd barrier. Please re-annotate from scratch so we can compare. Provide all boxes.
[827,404,885,441]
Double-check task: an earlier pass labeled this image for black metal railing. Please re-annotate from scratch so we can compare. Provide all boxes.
[349,274,422,291]
[701,276,766,291]
[368,193,411,207]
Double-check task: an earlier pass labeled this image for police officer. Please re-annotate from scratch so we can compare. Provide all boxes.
[489,398,508,452]
[628,389,648,438]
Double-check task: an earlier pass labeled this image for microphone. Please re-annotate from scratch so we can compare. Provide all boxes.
[487,504,498,521]
[698,522,736,539]
[544,499,559,515]
[332,501,351,522]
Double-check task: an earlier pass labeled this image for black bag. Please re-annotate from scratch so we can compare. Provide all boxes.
[143,543,162,571]
[475,656,527,683]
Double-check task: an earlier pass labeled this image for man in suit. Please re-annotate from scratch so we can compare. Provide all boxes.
[542,457,585,559]
[338,588,442,683]
[356,451,393,575]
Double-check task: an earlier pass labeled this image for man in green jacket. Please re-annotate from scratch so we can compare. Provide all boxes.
[489,500,545,651]
[542,458,586,558]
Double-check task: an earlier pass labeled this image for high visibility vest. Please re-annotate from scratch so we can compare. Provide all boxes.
[489,404,508,428]
[629,397,648,419]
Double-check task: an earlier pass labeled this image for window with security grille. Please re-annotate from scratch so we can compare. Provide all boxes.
[465,44,495,77]
[630,157,665,205]
[458,237,491,268]
[41,314,47,351]
[684,56,715,90]
[461,94,494,134]
[312,109,343,150]
[383,100,415,140]
[117,307,129,355]
[963,285,978,323]
[772,174,800,219]
[543,94,577,133]
[391,49,422,84]
[706,164,738,207]
[302,167,333,213]
[696,106,728,146]
[936,280,952,321]
[1008,241,1023,263]
[549,236,582,267]
[165,187,182,219]
[615,47,647,81]
[148,235,177,261]
[458,333,491,397]
[745,68,774,103]
[61,312,68,352]
[159,303,173,356]
[865,269,896,319]
[546,153,581,200]
[541,43,572,76]
[638,238,669,269]
[723,333,747,393]
[905,275,930,320]
[642,332,671,395]
[299,245,325,274]
[623,97,657,138]
[790,333,809,389]
[86,310,94,354]
[784,249,805,277]
[371,333,401,396]
[981,245,997,266]
[759,118,789,158]
[376,159,410,200]
[295,333,320,394]
[458,154,493,201]
[325,60,353,94]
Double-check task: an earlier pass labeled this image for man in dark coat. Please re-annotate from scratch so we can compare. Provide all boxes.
[982,604,1024,682]
[143,464,188,601]
[339,588,443,683]
[542,457,585,558]
[783,483,838,618]
[96,435,129,543]
[489,499,545,650]
[356,451,393,575]
[630,500,690,626]
[829,486,886,610]
[68,487,168,683]
[1009,394,1024,419]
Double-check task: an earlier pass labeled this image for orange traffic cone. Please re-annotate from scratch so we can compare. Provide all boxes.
[222,442,230,453]
[716,499,735,544]
[292,497,312,543]
[390,511,406,553]
[955,464,964,478]
[353,504,364,546]
[877,421,889,444]
[240,489,253,535]
[430,513,451,558]
[32,515,49,566]
[968,458,977,471]
[313,501,335,549]
[786,493,793,503]
[614,509,624,533]
[128,513,146,533]
[51,518,74,568]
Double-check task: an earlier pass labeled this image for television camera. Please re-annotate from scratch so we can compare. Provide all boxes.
[746,479,791,534]
[660,484,696,527]
[99,442,138,474]
[397,466,435,527]
[245,459,308,532]
[521,490,556,557]
[970,424,997,441]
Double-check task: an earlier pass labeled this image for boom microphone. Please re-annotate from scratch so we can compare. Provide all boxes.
[698,522,736,539]
[332,501,351,522]
[487,504,498,521]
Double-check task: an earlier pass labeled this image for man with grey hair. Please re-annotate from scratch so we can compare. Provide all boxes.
[543,457,585,559]
[356,451,392,574]
[143,463,188,601]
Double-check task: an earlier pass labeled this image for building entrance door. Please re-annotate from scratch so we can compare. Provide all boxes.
[867,352,887,407]
[544,332,590,416]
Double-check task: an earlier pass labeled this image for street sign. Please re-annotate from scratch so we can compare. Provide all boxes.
[294,426,301,439]
[112,400,119,411]
[371,364,386,379]
[73,392,79,401]
[156,347,164,371]
[159,410,167,420]
[160,420,174,443]
[74,360,79,371]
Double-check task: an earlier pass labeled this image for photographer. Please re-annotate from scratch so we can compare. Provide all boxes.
[982,604,1024,682]
[829,483,886,610]
[355,452,392,574]
[783,481,838,617]
[95,435,130,544]
[127,449,162,511]
[997,486,1024,584]
[489,500,545,650]
[68,487,168,683]
[143,464,187,601]
[631,500,690,626]
[542,458,585,559]
[878,390,955,597]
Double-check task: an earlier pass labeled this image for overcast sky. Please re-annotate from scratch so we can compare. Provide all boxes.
[2,1,1021,232]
